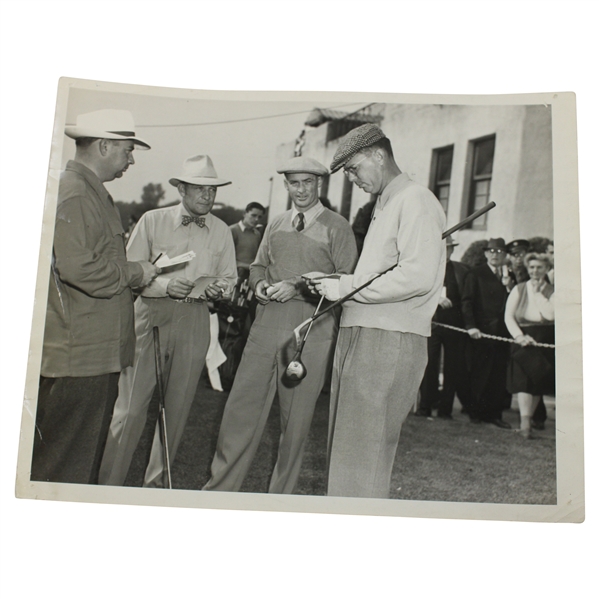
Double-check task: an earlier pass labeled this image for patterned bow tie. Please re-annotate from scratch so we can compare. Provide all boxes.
[182,215,206,228]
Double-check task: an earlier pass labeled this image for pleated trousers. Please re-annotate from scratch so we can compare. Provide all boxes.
[99,297,210,487]
[204,300,336,494]
[327,327,428,499]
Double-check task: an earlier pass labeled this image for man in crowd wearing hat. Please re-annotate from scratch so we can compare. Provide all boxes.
[313,124,446,498]
[31,110,160,485]
[462,238,512,427]
[505,238,531,291]
[203,156,357,495]
[416,236,472,419]
[99,155,237,487]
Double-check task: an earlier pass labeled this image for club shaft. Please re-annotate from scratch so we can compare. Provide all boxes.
[305,202,496,326]
[153,326,172,489]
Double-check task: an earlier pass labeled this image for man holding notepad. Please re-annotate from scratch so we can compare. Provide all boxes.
[99,155,236,487]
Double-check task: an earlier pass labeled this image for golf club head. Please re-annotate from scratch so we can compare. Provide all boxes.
[293,318,312,347]
[285,358,307,381]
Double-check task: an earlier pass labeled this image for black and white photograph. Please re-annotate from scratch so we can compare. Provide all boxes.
[2,2,595,598]
[14,79,582,522]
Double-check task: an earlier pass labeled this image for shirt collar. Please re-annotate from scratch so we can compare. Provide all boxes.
[291,201,325,227]
[378,172,412,209]
[174,202,213,231]
[65,160,111,204]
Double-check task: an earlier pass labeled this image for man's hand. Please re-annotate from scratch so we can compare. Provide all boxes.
[167,277,196,299]
[138,261,160,287]
[438,297,453,310]
[315,277,341,301]
[468,328,482,340]
[267,279,298,303]
[205,280,228,300]
[255,280,271,304]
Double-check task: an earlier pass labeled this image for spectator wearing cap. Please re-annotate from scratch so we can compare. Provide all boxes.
[204,156,357,494]
[461,238,512,427]
[313,124,445,498]
[506,239,531,291]
[31,110,160,485]
[417,235,472,419]
[99,155,237,487]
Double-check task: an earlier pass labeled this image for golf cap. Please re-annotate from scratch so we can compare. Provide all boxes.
[277,156,328,177]
[330,123,387,173]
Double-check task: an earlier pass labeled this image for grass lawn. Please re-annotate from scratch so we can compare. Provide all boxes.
[126,377,557,505]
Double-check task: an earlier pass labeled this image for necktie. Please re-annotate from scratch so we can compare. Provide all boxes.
[295,213,305,232]
[495,267,502,280]
[182,215,206,228]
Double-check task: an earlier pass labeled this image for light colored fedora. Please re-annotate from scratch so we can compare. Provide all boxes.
[65,109,151,149]
[169,155,231,187]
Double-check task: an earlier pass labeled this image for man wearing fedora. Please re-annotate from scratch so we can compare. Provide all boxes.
[203,156,357,495]
[462,238,512,427]
[31,109,160,485]
[99,155,237,488]
[417,235,472,419]
[313,124,446,499]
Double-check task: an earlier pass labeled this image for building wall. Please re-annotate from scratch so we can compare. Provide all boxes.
[271,103,554,260]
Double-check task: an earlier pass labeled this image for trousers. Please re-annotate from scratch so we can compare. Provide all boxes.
[31,373,119,484]
[327,327,428,499]
[99,297,210,487]
[204,300,337,494]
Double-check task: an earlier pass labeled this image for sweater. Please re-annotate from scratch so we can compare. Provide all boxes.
[338,173,446,336]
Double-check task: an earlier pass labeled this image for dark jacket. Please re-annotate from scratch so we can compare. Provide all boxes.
[461,263,509,337]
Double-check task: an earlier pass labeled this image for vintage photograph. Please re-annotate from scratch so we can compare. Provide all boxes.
[15,78,583,522]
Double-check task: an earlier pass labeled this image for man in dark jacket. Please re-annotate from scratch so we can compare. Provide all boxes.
[461,238,512,428]
[417,236,471,418]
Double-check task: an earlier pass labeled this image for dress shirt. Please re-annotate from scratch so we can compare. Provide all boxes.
[42,160,144,378]
[127,203,237,298]
[290,201,325,228]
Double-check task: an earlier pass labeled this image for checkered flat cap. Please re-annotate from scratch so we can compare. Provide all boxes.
[330,124,387,173]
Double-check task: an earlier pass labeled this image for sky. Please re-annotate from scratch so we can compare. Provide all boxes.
[63,85,369,210]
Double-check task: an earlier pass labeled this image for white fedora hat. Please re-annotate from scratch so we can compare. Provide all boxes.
[65,109,151,149]
[169,155,231,187]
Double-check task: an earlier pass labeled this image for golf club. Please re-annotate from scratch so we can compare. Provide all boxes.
[284,295,324,381]
[285,202,496,381]
[153,326,173,490]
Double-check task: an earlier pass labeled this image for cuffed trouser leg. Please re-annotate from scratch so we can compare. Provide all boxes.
[327,327,427,499]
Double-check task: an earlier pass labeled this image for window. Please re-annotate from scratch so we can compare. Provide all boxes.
[464,135,496,229]
[429,145,454,214]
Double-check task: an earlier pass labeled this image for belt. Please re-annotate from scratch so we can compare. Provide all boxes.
[173,296,205,304]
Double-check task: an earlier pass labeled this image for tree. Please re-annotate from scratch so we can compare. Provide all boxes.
[140,183,165,209]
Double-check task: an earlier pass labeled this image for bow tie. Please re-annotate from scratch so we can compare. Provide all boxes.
[182,215,206,228]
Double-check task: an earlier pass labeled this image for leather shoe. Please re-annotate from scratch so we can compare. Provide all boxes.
[415,408,432,417]
[531,421,545,431]
[490,419,512,429]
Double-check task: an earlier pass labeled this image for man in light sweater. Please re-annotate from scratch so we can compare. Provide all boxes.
[314,124,446,498]
[203,156,358,494]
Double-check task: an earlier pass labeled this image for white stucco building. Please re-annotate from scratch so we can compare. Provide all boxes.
[270,102,553,259]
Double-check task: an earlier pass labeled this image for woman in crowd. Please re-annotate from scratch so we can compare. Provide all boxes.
[504,253,555,438]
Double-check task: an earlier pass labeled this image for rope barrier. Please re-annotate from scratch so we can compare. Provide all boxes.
[431,321,556,349]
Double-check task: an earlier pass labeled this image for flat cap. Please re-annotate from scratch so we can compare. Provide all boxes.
[330,124,387,173]
[276,156,328,176]
[506,239,530,254]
